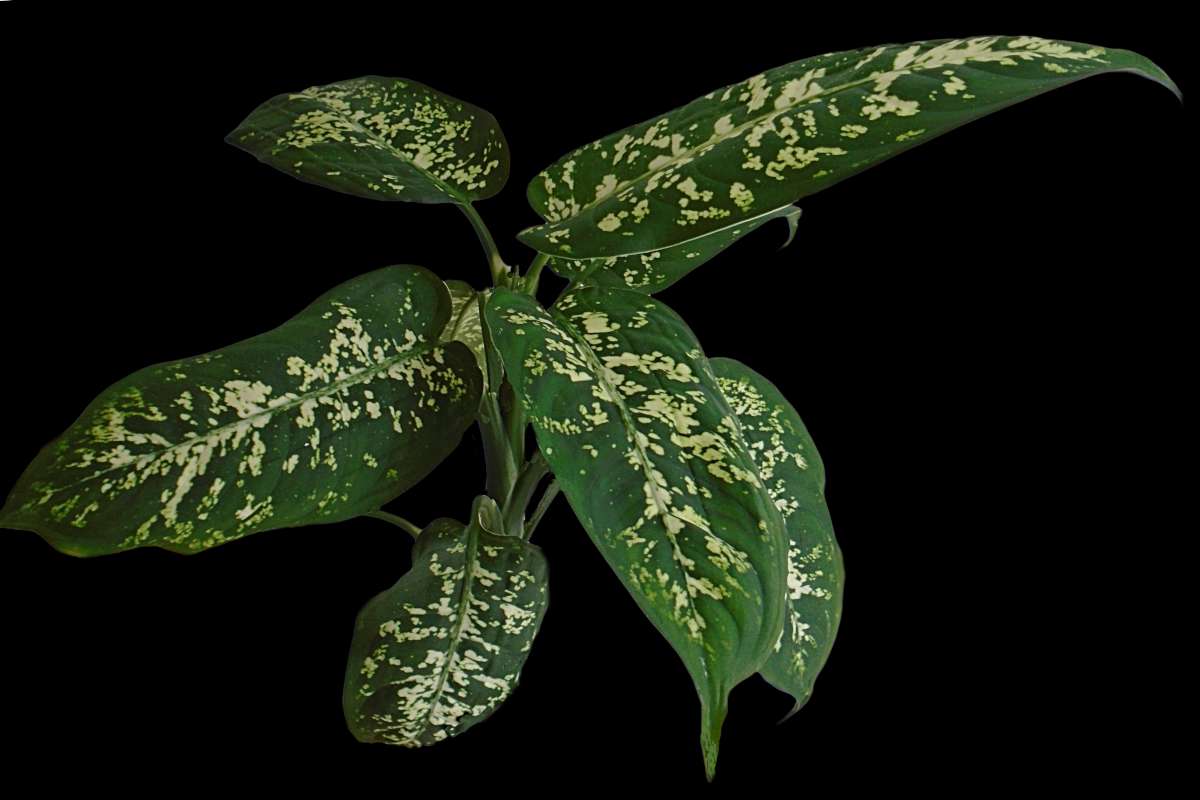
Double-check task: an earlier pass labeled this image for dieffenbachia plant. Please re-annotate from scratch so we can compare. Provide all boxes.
[1,37,1178,780]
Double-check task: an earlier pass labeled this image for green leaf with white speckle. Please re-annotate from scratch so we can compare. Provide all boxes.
[550,205,800,293]
[344,495,549,746]
[227,76,508,204]
[442,280,488,393]
[711,358,844,717]
[484,286,787,780]
[0,266,482,557]
[520,36,1178,266]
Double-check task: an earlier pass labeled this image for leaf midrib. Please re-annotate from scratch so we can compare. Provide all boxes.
[528,42,1112,230]
[38,340,451,501]
[417,520,481,741]
[289,86,468,203]
[547,302,710,668]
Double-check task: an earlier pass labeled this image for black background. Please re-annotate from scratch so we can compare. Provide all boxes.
[0,10,1188,791]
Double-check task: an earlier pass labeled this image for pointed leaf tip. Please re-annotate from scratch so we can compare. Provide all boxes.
[778,206,803,251]
[522,36,1179,273]
[1,265,481,556]
[701,699,727,782]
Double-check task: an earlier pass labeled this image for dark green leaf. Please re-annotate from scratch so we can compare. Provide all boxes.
[550,205,800,293]
[344,496,549,746]
[520,37,1178,263]
[0,266,482,556]
[227,76,508,204]
[485,287,787,779]
[442,280,488,392]
[711,358,844,716]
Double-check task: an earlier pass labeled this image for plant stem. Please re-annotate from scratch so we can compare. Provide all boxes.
[503,452,549,536]
[525,481,560,541]
[366,510,421,538]
[458,202,510,286]
[522,252,549,294]
[502,380,526,464]
[477,293,519,504]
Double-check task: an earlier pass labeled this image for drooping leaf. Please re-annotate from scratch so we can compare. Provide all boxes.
[441,280,488,392]
[484,286,787,779]
[227,76,509,204]
[550,205,800,293]
[520,37,1178,265]
[344,496,549,746]
[0,266,481,557]
[711,358,844,717]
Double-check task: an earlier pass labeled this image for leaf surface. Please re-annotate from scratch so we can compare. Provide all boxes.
[442,280,488,392]
[344,496,549,746]
[227,76,508,203]
[711,358,844,715]
[520,37,1178,262]
[551,205,800,293]
[0,266,481,556]
[485,286,787,779]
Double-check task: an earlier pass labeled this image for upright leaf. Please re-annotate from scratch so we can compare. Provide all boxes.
[520,37,1178,267]
[0,266,481,557]
[441,280,488,392]
[227,76,509,203]
[711,358,844,716]
[344,496,549,746]
[485,287,787,779]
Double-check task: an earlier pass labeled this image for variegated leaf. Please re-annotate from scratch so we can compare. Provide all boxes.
[520,37,1178,263]
[551,205,800,293]
[484,287,787,780]
[441,280,488,392]
[227,76,508,204]
[0,266,481,557]
[712,358,844,716]
[344,496,549,746]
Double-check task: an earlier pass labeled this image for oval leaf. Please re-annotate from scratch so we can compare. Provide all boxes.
[0,266,482,556]
[485,286,787,779]
[227,76,509,204]
[519,37,1178,260]
[551,205,800,293]
[344,496,549,746]
[711,358,844,716]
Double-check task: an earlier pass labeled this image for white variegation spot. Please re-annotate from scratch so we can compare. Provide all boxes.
[520,37,1177,266]
[227,76,509,204]
[1,266,482,556]
[344,499,549,747]
[712,358,844,718]
[547,204,801,294]
[486,287,788,780]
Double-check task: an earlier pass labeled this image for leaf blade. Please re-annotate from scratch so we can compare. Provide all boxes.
[711,358,844,716]
[484,287,787,778]
[550,204,801,293]
[441,280,488,392]
[227,76,509,204]
[519,37,1177,261]
[0,266,482,556]
[343,496,549,746]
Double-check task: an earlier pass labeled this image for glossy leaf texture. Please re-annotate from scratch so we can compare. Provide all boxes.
[442,280,488,393]
[227,76,509,204]
[550,205,800,293]
[344,496,549,746]
[0,266,482,557]
[485,286,787,779]
[711,358,844,716]
[520,36,1179,267]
